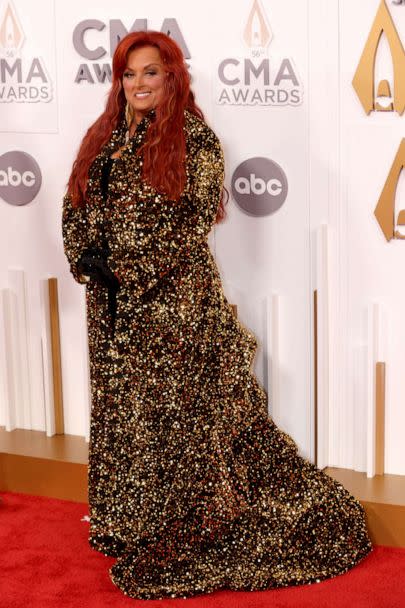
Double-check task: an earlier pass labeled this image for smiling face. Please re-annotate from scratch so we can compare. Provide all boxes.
[122,45,166,126]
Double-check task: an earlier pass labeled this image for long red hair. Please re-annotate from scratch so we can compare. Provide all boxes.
[66,31,227,222]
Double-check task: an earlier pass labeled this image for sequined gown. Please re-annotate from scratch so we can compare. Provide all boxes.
[62,109,373,600]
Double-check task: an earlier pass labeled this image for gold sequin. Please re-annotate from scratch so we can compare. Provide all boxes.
[62,109,373,600]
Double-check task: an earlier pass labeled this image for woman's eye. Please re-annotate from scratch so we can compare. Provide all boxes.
[123,72,133,78]
[146,71,156,76]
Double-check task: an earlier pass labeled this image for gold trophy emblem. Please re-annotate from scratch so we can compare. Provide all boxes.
[352,0,405,115]
[375,139,405,241]
[0,2,24,52]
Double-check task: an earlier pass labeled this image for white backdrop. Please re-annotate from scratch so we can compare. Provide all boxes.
[1,0,404,475]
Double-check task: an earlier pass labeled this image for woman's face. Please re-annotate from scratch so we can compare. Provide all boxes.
[122,45,166,124]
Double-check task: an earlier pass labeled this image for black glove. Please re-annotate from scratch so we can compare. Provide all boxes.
[77,246,120,290]
[78,245,120,337]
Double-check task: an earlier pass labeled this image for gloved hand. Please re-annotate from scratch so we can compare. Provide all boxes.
[77,247,120,290]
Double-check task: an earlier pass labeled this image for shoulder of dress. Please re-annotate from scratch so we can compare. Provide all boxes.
[184,109,221,153]
[99,119,128,155]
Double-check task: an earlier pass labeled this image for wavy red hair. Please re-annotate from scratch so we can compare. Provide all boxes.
[66,31,227,222]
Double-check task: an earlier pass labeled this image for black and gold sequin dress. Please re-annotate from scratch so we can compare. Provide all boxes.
[62,109,373,600]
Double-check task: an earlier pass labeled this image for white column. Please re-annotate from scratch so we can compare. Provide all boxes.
[1,289,16,431]
[8,269,32,430]
[315,224,330,469]
[267,293,280,425]
[353,343,367,472]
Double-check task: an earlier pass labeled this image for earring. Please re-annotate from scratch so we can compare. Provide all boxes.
[125,101,133,128]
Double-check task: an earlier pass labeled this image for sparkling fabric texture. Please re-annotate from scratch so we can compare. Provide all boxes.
[62,109,373,600]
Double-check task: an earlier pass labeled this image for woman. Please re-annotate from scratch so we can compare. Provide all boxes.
[62,31,372,600]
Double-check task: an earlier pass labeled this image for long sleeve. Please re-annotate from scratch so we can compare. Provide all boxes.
[107,134,225,298]
[61,119,131,284]
[62,193,105,284]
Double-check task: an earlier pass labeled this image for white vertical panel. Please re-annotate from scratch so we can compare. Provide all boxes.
[39,280,55,437]
[353,344,367,472]
[308,0,341,468]
[28,282,46,432]
[366,303,378,478]
[1,289,16,431]
[4,287,22,429]
[261,296,270,408]
[267,293,280,425]
[345,346,355,468]
[316,224,330,470]
[8,269,32,429]
[0,291,8,426]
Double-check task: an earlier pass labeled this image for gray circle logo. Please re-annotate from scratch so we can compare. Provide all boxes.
[0,151,42,206]
[231,157,288,216]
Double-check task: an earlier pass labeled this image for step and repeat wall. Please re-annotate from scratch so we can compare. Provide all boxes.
[339,0,405,476]
[0,0,404,475]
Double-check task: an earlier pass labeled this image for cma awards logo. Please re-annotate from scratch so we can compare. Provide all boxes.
[73,18,189,84]
[352,0,405,114]
[0,1,53,102]
[216,0,303,106]
[231,157,288,217]
[0,151,42,206]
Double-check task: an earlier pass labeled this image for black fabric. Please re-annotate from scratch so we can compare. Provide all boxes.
[77,247,118,289]
[100,156,114,200]
[78,155,120,336]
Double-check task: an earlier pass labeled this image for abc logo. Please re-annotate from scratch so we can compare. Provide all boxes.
[231,157,288,217]
[0,151,42,206]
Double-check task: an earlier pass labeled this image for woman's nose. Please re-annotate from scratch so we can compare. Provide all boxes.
[133,74,145,87]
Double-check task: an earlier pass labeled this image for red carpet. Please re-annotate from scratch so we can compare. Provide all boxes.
[0,491,404,607]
